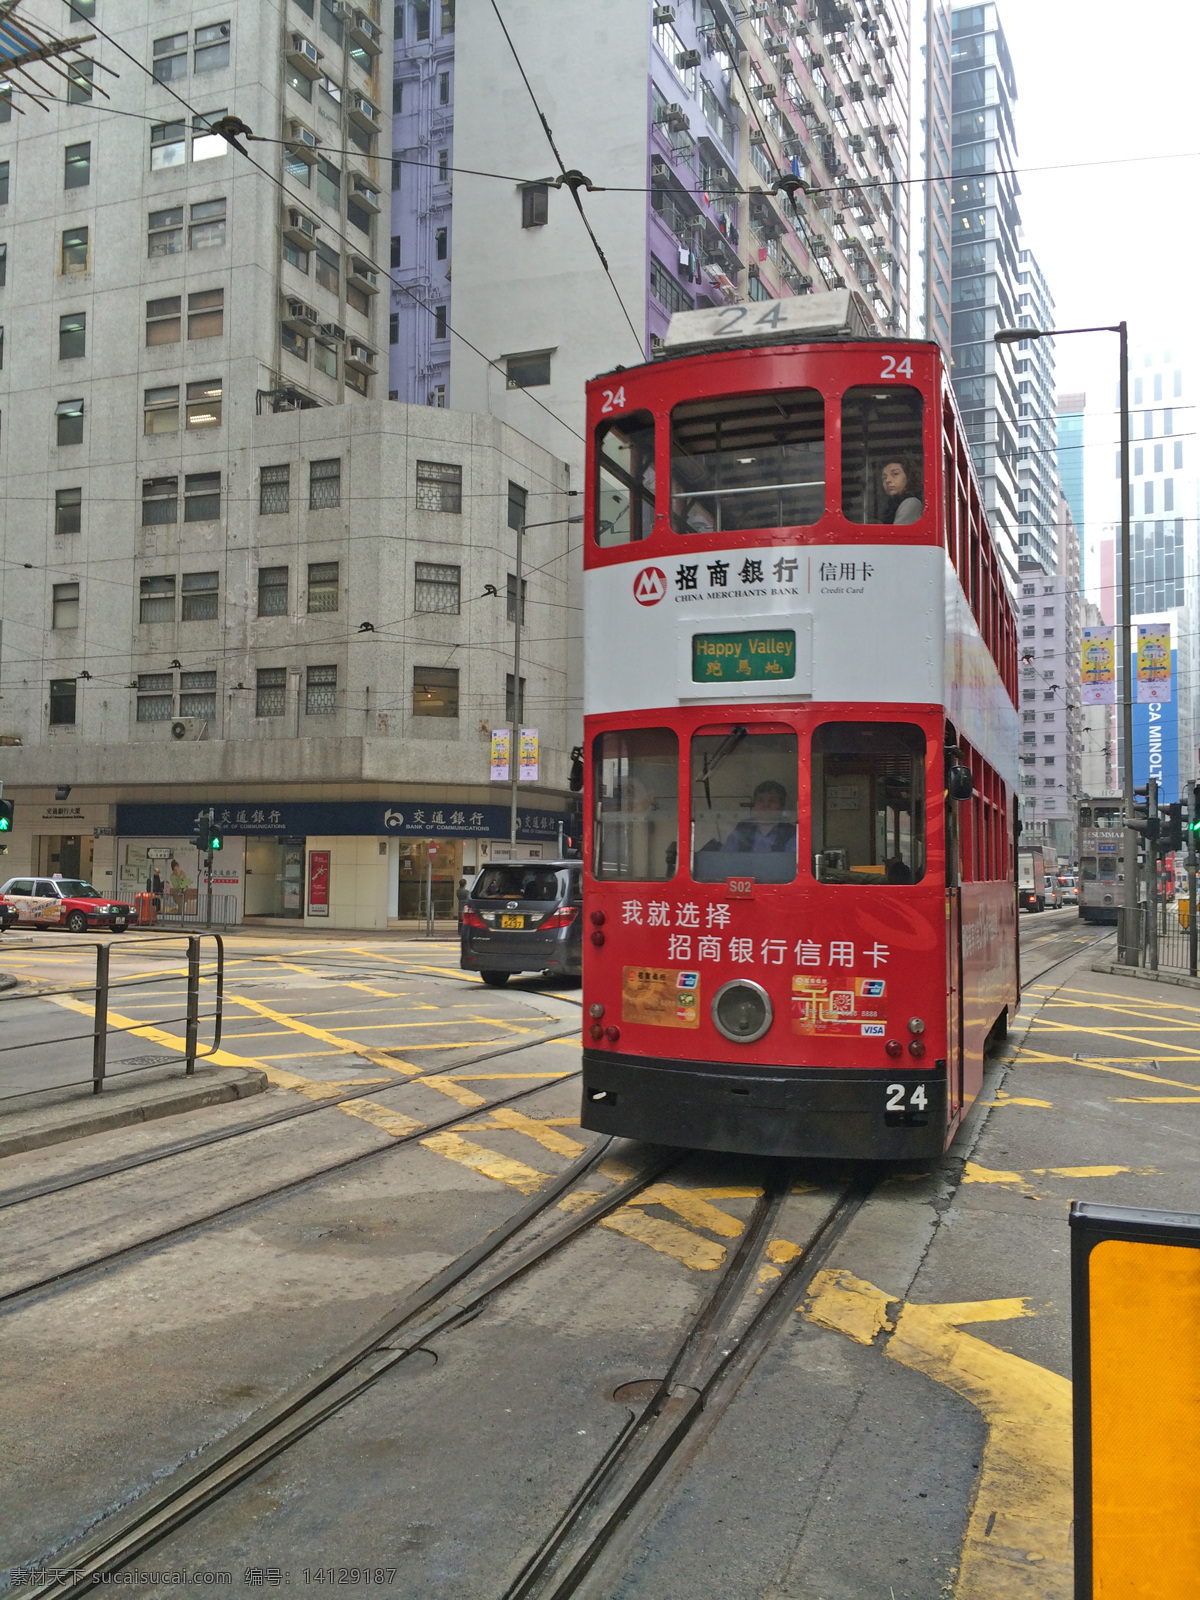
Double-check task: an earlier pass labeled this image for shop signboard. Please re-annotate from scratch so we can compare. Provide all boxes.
[116,800,567,842]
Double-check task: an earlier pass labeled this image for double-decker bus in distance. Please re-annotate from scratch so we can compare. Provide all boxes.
[579,290,1019,1160]
[1078,796,1124,922]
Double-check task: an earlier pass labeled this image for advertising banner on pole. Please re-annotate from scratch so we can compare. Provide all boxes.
[1081,627,1116,705]
[1133,648,1179,802]
[518,727,539,782]
[307,850,330,916]
[1137,625,1172,703]
[490,728,511,782]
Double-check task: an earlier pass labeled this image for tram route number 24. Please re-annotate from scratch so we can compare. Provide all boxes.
[886,1082,928,1111]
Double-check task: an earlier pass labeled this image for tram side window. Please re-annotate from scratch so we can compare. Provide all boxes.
[812,722,926,884]
[593,728,678,881]
[691,728,797,884]
[595,412,656,547]
[669,389,824,534]
[842,386,924,526]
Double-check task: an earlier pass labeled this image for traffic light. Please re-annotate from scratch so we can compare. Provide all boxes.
[1190,783,1200,838]
[1131,786,1161,843]
[207,825,222,852]
[1163,802,1184,853]
[0,798,11,833]
[192,812,221,852]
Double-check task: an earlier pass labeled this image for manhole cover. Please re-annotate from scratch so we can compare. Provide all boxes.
[612,1380,663,1404]
[117,1055,179,1068]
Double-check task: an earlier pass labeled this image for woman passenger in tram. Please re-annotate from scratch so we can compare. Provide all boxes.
[879,456,924,525]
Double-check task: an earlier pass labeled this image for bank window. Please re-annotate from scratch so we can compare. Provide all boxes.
[306,664,337,714]
[144,384,180,433]
[258,565,288,615]
[841,386,925,525]
[181,570,219,620]
[50,679,77,726]
[307,561,339,612]
[146,296,182,346]
[594,728,678,882]
[55,487,82,535]
[148,207,183,256]
[414,561,460,613]
[415,458,461,512]
[142,477,178,525]
[188,288,224,338]
[670,389,824,534]
[255,667,286,717]
[691,727,797,884]
[185,379,222,429]
[52,582,79,629]
[309,456,341,508]
[812,721,926,884]
[150,121,186,170]
[260,464,289,514]
[179,669,217,717]
[139,575,176,623]
[137,673,174,721]
[412,665,458,717]
[190,198,226,248]
[595,412,655,547]
[184,471,221,520]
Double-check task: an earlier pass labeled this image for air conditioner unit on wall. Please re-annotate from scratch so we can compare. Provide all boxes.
[169,717,208,741]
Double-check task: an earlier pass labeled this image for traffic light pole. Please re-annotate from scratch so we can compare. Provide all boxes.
[1146,777,1158,972]
[1117,321,1139,965]
[1190,784,1198,978]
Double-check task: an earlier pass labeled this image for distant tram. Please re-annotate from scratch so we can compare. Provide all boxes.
[579,291,1019,1160]
[1078,796,1124,923]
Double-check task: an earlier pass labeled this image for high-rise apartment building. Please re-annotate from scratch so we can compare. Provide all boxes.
[0,0,575,928]
[389,0,913,462]
[947,1,1024,584]
[914,0,952,355]
[1017,501,1081,858]
[1014,243,1057,572]
[1057,389,1085,570]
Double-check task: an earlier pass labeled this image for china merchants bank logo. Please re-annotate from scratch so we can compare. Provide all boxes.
[632,566,668,606]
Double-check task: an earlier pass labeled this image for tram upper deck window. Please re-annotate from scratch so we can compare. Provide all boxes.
[691,727,798,884]
[841,386,924,525]
[670,390,824,534]
[593,727,678,880]
[595,412,656,547]
[812,722,926,884]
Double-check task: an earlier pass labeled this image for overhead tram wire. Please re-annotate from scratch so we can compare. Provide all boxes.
[485,0,644,359]
[60,2,586,453]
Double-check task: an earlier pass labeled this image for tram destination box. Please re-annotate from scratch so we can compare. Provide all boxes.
[661,288,876,355]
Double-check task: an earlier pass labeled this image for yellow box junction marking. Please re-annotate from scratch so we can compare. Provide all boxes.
[338,1101,424,1138]
[598,1209,728,1271]
[418,1132,548,1194]
[628,1182,748,1238]
[803,1270,1070,1598]
[964,1161,1160,1187]
[217,989,420,1075]
[486,1108,585,1157]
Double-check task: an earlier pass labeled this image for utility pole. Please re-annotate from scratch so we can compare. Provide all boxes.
[509,511,524,849]
[1116,321,1138,964]
[1189,781,1198,978]
[1146,776,1159,972]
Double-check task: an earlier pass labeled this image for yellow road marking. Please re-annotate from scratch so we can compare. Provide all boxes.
[1027,1015,1200,1058]
[44,993,349,1100]
[453,1071,574,1080]
[419,1132,548,1193]
[1114,1096,1200,1103]
[804,1272,1068,1598]
[963,1163,1026,1184]
[338,1100,424,1138]
[986,1091,1054,1109]
[766,1238,803,1263]
[630,1182,746,1238]
[1042,983,1200,1015]
[964,1161,1158,1185]
[599,1208,726,1270]
[418,1075,488,1108]
[1016,1051,1200,1091]
[486,1107,586,1156]
[558,1188,604,1214]
[219,990,420,1074]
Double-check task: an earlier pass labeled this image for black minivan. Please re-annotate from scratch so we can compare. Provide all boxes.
[460,860,583,985]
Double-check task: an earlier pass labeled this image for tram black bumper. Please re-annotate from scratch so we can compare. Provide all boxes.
[581,1050,949,1161]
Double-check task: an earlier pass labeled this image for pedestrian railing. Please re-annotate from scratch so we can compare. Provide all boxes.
[0,932,225,1105]
[137,893,239,930]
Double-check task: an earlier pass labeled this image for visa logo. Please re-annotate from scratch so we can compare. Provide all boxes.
[860,1023,886,1037]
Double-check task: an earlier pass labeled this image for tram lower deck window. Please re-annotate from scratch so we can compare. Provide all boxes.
[670,389,824,534]
[812,722,926,884]
[691,727,798,884]
[595,412,656,547]
[593,727,678,881]
[841,385,924,525]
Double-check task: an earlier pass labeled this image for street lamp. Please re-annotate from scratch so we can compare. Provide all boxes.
[995,319,1135,962]
[504,512,584,848]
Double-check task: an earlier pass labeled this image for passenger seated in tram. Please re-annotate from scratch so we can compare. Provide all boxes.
[879,457,923,525]
[721,780,797,856]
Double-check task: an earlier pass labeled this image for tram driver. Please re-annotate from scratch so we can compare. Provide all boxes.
[722,780,797,857]
[880,456,923,525]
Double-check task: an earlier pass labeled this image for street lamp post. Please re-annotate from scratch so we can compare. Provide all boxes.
[995,321,1136,963]
[504,514,583,849]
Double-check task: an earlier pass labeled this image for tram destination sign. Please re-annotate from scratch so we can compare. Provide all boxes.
[692,629,796,683]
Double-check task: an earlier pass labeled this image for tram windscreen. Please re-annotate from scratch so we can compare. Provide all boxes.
[841,386,925,525]
[812,722,926,884]
[691,729,798,884]
[593,728,678,881]
[595,412,656,547]
[669,390,824,534]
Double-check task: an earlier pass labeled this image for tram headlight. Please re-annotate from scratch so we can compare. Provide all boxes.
[711,980,773,1044]
[589,1002,605,1019]
[908,1017,925,1035]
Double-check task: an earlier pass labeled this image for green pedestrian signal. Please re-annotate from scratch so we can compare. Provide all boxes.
[208,828,223,852]
[0,799,12,832]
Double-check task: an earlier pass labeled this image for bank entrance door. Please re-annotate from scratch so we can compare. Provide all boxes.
[244,837,305,918]
[37,834,93,880]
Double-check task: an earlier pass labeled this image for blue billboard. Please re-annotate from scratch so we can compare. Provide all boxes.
[1132,648,1179,801]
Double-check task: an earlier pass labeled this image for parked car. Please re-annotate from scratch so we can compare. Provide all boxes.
[460,860,583,984]
[0,877,132,932]
[0,893,17,932]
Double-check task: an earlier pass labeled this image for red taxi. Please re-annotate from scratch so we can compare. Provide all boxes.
[0,877,132,932]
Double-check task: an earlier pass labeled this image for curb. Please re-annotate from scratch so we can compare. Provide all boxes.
[0,1067,268,1162]
[1092,961,1200,992]
[0,973,18,993]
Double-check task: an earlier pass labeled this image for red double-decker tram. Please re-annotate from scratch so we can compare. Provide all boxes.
[579,291,1019,1160]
